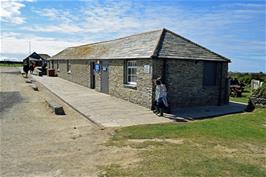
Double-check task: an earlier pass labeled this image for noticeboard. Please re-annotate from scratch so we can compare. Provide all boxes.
[95,64,100,73]
[144,65,150,74]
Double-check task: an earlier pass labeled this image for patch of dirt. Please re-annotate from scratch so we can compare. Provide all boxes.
[128,138,184,144]
[214,144,237,154]
[243,143,265,153]
[98,146,140,168]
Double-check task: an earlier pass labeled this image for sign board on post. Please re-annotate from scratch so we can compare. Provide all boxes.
[95,64,100,73]
[102,65,108,71]
[144,65,150,74]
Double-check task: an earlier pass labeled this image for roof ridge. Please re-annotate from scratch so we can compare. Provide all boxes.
[151,29,165,57]
[70,29,164,48]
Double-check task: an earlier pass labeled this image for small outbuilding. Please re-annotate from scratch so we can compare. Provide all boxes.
[49,28,230,110]
[23,52,50,66]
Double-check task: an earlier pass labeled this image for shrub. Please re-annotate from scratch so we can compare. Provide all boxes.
[251,82,266,99]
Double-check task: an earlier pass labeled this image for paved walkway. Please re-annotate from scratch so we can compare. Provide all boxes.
[166,102,246,120]
[32,75,173,127]
[32,74,246,127]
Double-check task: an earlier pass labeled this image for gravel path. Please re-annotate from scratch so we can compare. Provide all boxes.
[0,67,133,177]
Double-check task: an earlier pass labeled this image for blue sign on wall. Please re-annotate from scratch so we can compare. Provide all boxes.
[95,64,100,73]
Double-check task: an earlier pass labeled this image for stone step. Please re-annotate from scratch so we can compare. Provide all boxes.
[25,79,32,83]
[46,99,65,115]
[30,84,38,91]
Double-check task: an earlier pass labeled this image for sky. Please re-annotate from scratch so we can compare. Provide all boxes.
[0,0,265,72]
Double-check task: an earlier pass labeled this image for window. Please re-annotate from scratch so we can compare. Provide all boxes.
[203,62,217,86]
[67,60,71,73]
[126,60,137,85]
[56,60,59,70]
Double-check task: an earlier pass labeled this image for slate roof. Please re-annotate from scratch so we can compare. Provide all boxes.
[23,52,50,61]
[51,28,230,62]
[39,54,50,60]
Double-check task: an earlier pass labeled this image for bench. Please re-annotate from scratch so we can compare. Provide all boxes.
[230,85,243,97]
[46,99,65,115]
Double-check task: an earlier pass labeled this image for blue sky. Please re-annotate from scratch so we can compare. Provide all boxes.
[1,0,265,72]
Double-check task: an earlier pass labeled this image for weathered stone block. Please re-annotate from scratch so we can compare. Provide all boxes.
[46,99,65,115]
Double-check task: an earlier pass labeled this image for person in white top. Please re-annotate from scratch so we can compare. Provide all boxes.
[154,79,168,116]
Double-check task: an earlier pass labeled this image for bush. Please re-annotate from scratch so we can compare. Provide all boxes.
[251,82,266,99]
[228,72,266,85]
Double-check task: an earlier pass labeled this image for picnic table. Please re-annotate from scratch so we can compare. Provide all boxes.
[230,85,244,97]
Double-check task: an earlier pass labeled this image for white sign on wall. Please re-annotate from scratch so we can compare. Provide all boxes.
[144,65,150,74]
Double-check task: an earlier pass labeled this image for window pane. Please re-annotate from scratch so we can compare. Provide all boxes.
[128,76,131,82]
[131,68,136,75]
[132,76,137,82]
[128,68,131,75]
[127,60,136,67]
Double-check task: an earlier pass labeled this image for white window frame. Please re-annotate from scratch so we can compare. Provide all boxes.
[126,60,137,85]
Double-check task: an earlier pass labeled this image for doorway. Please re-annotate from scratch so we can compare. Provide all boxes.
[100,60,109,94]
[90,62,95,89]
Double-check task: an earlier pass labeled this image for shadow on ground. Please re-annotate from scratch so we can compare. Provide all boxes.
[165,102,247,121]
[0,92,23,113]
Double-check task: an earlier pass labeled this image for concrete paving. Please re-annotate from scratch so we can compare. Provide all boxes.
[32,75,246,127]
[31,75,173,127]
[166,102,246,120]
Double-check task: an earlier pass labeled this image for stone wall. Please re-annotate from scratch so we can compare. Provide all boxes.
[49,58,229,110]
[163,59,228,108]
[50,59,153,108]
[53,60,90,88]
[220,62,229,104]
[107,59,153,108]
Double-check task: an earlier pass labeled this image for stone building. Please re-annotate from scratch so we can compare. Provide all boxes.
[48,28,230,110]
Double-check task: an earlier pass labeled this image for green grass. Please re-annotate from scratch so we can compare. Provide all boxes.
[100,109,266,177]
[230,88,251,104]
[0,63,22,67]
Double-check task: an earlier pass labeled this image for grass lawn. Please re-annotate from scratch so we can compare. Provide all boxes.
[230,88,251,104]
[100,109,266,177]
[0,63,23,67]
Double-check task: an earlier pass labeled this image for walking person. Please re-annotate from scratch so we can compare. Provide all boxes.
[23,63,29,78]
[154,79,168,117]
[29,64,34,74]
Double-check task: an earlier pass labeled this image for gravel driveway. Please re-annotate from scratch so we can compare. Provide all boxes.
[0,67,134,177]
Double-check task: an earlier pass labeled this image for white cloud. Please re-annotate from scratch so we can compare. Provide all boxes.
[24,23,83,33]
[0,0,33,24]
[25,7,83,33]
[0,32,84,59]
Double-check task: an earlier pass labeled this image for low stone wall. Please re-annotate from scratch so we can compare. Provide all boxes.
[250,97,266,106]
